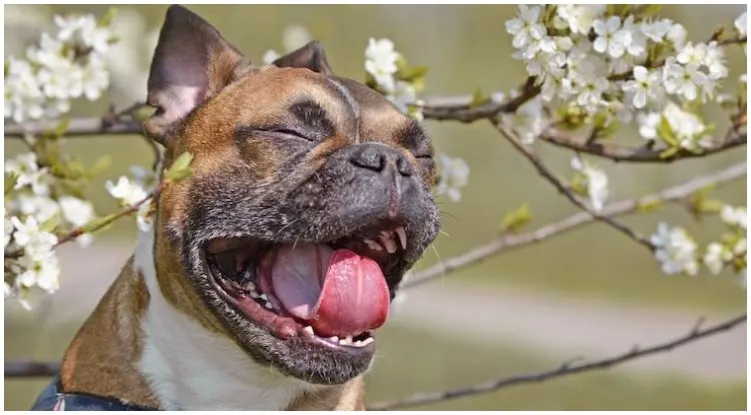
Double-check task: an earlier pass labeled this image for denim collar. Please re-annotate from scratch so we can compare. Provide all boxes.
[31,375,159,411]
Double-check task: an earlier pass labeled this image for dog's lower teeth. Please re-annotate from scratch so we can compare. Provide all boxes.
[358,337,374,346]
[263,301,274,310]
[328,336,339,342]
[259,293,268,301]
[303,326,314,335]
[249,291,259,299]
[339,336,354,346]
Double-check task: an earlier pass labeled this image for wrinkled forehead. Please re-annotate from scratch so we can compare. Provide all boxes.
[196,67,425,149]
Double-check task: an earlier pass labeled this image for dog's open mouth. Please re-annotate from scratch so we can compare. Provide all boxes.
[203,222,406,353]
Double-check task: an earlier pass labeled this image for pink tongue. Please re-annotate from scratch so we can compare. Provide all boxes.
[268,243,390,338]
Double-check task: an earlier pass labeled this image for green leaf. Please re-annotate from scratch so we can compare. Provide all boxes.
[43,118,70,139]
[634,4,662,19]
[469,88,487,109]
[636,198,663,213]
[165,152,194,182]
[5,173,19,195]
[399,65,429,83]
[656,116,678,147]
[40,214,60,233]
[499,203,532,234]
[98,7,117,28]
[80,214,116,234]
[659,146,680,159]
[88,155,112,177]
[394,54,408,72]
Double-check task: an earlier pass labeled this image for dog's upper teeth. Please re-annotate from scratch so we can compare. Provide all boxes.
[379,232,397,254]
[249,291,260,299]
[395,226,407,250]
[303,326,314,335]
[364,239,383,251]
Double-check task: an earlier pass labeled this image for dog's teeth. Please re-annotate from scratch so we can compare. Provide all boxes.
[339,336,353,346]
[364,239,383,251]
[263,301,274,310]
[379,233,397,254]
[249,291,260,299]
[359,337,374,346]
[395,226,407,250]
[303,326,314,335]
[246,281,256,291]
[258,293,268,301]
[328,336,339,343]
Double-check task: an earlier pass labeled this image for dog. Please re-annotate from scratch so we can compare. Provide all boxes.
[30,5,440,411]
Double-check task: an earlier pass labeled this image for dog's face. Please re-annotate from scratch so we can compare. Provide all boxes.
[144,6,440,386]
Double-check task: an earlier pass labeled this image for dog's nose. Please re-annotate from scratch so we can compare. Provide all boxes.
[349,143,412,177]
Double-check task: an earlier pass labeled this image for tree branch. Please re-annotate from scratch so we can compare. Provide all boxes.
[4,361,61,378]
[404,161,746,289]
[493,121,655,250]
[368,313,747,410]
[539,129,747,163]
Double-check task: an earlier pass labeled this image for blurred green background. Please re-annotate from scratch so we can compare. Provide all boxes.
[4,4,747,411]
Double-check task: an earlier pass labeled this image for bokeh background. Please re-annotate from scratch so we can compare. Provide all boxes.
[4,4,747,410]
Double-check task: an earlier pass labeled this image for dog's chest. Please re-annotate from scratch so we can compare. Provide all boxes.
[135,229,311,410]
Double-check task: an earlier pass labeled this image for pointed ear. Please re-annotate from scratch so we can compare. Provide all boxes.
[144,5,248,146]
[272,41,333,75]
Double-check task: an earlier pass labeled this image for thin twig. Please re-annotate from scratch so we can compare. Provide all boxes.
[493,121,654,250]
[368,313,747,410]
[404,161,745,289]
[3,184,163,260]
[539,129,747,163]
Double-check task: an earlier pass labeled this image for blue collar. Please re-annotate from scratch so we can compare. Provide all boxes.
[31,375,159,411]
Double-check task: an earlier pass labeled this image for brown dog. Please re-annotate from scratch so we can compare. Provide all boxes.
[31,4,440,411]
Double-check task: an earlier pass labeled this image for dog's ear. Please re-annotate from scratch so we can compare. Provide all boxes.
[272,41,333,75]
[144,5,248,146]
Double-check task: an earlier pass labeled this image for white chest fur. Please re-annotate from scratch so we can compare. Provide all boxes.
[134,227,312,410]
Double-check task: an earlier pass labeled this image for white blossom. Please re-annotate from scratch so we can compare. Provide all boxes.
[58,196,96,247]
[662,102,708,149]
[55,14,112,54]
[4,57,46,123]
[703,242,731,275]
[554,5,605,35]
[13,250,61,293]
[436,154,470,203]
[500,95,545,144]
[262,49,281,65]
[505,5,545,49]
[640,18,673,42]
[735,11,747,36]
[620,15,646,58]
[106,176,149,207]
[136,200,155,233]
[4,153,51,196]
[9,194,60,224]
[636,112,661,140]
[592,16,629,58]
[386,80,418,114]
[666,23,687,49]
[622,66,662,108]
[571,156,609,211]
[365,38,399,92]
[663,58,708,101]
[720,205,747,229]
[650,223,699,276]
